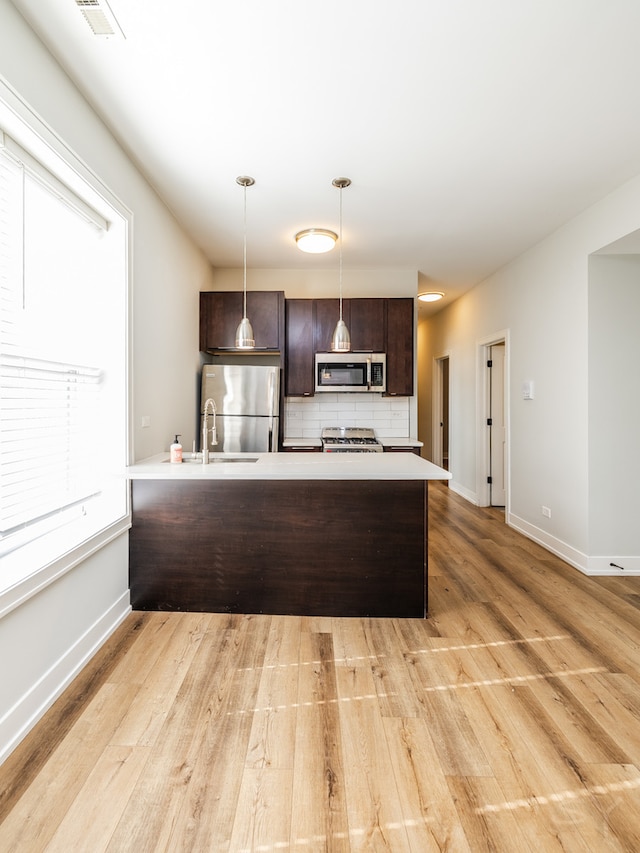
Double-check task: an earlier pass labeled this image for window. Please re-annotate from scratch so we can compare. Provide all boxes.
[0,119,129,594]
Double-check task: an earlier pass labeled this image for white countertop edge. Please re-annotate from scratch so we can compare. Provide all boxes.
[126,452,451,481]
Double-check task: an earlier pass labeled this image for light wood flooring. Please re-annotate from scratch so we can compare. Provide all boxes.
[1,482,640,851]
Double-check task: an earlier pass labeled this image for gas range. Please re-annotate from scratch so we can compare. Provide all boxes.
[321,427,383,453]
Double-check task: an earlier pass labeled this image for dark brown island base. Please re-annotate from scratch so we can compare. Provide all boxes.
[127,452,450,618]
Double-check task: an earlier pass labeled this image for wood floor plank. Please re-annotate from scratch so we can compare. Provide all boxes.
[43,744,151,853]
[110,611,212,747]
[469,683,629,851]
[290,630,350,851]
[0,681,140,851]
[227,767,293,853]
[363,619,426,718]
[563,672,640,765]
[332,616,377,669]
[406,638,494,778]
[335,664,412,851]
[571,763,640,851]
[161,614,273,852]
[439,602,632,767]
[446,775,540,853]
[227,616,300,850]
[105,614,267,852]
[383,716,474,852]
[452,685,584,852]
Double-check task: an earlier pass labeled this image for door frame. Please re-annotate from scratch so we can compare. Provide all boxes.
[476,330,510,508]
[432,351,451,469]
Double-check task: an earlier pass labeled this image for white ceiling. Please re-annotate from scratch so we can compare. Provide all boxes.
[9,1,640,312]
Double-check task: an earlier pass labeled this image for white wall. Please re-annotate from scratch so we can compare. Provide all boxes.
[0,1,215,763]
[209,267,417,298]
[420,172,640,574]
[588,254,640,566]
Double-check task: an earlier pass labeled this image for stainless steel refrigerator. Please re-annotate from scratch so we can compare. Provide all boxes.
[200,364,280,453]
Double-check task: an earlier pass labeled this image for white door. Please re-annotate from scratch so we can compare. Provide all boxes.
[489,343,506,506]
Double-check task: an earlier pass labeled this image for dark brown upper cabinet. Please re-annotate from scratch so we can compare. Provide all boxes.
[348,298,385,352]
[199,291,285,353]
[284,299,315,397]
[284,296,414,397]
[313,298,346,353]
[384,297,414,396]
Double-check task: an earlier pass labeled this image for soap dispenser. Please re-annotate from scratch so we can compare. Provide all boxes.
[170,434,183,463]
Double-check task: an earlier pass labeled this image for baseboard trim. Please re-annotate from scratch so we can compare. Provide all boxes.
[448,480,478,505]
[0,592,131,766]
[586,556,640,575]
[507,513,590,574]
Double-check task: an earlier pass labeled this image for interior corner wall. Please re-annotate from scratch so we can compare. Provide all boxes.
[0,1,215,764]
[421,170,640,570]
[588,254,640,562]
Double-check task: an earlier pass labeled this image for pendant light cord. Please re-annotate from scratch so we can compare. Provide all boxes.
[242,181,248,320]
[338,184,343,322]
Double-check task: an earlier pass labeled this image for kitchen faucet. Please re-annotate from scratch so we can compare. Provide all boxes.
[202,397,218,464]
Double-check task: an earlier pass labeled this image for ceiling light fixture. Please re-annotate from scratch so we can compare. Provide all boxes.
[295,228,338,254]
[418,291,445,303]
[331,177,352,353]
[235,176,255,349]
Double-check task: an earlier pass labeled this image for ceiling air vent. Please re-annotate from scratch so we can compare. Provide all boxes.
[75,0,125,38]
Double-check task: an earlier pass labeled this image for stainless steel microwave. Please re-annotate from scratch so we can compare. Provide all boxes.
[315,352,386,393]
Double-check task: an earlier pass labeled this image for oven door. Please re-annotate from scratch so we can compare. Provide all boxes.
[315,357,369,392]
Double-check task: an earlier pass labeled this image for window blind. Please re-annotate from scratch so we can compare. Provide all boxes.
[0,354,101,537]
[0,139,107,553]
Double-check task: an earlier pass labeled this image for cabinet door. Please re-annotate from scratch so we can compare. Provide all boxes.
[348,298,385,352]
[313,299,349,353]
[199,291,283,351]
[385,298,414,396]
[285,299,315,396]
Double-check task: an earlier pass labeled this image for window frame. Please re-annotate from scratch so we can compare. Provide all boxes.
[0,79,132,618]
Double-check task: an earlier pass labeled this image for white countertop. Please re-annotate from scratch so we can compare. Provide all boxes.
[379,437,423,447]
[126,452,451,481]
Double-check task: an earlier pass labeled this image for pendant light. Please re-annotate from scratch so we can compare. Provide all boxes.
[235,175,255,349]
[331,177,352,352]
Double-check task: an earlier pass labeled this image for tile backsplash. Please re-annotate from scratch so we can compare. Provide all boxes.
[284,393,410,439]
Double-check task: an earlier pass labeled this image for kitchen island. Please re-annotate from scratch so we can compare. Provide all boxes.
[127,452,450,618]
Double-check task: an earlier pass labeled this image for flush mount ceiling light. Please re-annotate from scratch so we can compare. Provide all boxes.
[295,228,338,254]
[235,176,255,350]
[331,177,352,353]
[418,291,445,303]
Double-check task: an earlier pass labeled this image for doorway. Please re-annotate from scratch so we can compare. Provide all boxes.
[488,343,506,506]
[477,331,509,509]
[433,355,450,470]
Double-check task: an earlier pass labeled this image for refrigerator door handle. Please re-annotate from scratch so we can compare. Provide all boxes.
[268,369,275,452]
